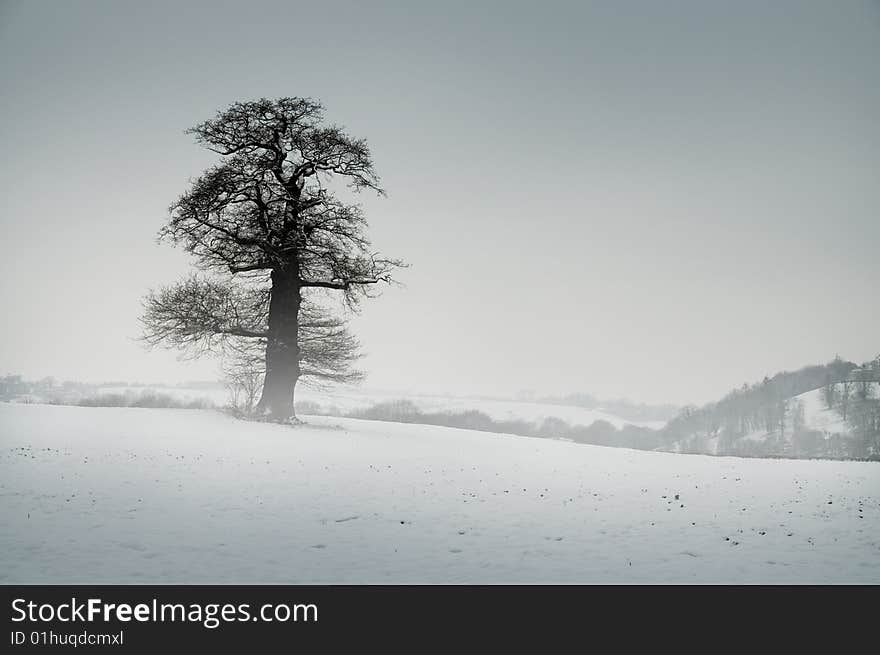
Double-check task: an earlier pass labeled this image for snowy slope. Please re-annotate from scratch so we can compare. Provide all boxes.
[798,387,850,435]
[1,403,877,583]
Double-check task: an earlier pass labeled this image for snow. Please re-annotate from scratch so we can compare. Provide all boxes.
[1,403,878,583]
[798,388,850,435]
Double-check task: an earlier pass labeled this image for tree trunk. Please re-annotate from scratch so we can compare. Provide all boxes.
[256,268,301,421]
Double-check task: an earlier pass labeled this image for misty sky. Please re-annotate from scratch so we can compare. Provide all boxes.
[1,0,878,405]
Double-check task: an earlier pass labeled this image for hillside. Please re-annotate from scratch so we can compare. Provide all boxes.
[1,403,877,583]
[662,358,880,459]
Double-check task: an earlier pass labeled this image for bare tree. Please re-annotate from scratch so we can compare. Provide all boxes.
[790,398,805,434]
[142,97,402,420]
[838,380,853,421]
[223,339,264,415]
[778,397,789,439]
[821,381,837,410]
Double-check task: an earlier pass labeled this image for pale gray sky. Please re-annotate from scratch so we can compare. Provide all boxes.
[1,0,878,404]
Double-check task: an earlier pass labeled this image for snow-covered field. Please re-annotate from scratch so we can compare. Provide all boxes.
[1,403,878,583]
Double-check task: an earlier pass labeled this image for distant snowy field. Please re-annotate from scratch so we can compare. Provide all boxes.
[101,385,665,429]
[1,403,877,583]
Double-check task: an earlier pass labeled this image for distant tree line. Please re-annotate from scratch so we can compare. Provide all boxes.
[310,399,666,451]
[75,392,214,410]
[0,375,215,409]
[0,375,90,403]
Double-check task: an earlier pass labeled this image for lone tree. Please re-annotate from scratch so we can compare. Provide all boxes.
[142,98,403,421]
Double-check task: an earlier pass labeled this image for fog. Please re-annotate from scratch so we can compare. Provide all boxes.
[1,0,878,405]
